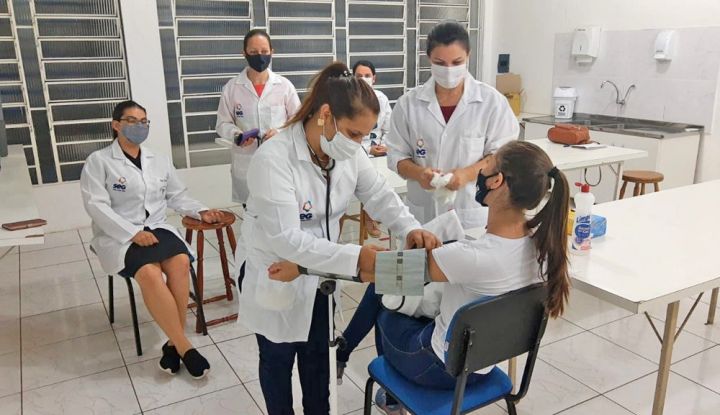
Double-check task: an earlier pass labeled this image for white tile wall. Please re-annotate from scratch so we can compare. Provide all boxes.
[553,27,720,132]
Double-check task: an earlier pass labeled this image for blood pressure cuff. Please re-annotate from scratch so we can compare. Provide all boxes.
[374,249,428,296]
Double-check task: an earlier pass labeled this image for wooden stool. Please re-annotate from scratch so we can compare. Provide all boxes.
[619,170,664,199]
[182,210,238,333]
[340,204,369,245]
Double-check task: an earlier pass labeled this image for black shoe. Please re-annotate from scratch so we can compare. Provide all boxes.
[181,348,210,379]
[159,341,181,375]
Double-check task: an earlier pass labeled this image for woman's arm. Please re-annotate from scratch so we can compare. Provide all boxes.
[215,83,242,140]
[79,155,142,243]
[248,151,362,277]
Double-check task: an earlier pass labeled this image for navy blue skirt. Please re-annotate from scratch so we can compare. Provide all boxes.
[119,227,190,278]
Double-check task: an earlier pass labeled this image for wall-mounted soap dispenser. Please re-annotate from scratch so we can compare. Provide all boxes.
[654,30,676,61]
[572,27,601,64]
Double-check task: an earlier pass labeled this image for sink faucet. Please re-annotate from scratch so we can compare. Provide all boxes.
[601,80,636,106]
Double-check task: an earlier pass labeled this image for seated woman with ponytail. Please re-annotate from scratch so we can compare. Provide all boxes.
[269,140,572,414]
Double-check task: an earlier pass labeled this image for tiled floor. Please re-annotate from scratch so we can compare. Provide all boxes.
[1,208,720,414]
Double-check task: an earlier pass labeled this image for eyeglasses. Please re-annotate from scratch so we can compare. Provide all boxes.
[119,117,151,126]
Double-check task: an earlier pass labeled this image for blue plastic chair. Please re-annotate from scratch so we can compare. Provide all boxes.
[363,283,549,415]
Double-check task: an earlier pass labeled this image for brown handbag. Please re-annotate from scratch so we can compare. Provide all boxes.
[547,124,591,145]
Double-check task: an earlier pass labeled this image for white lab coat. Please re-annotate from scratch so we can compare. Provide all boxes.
[237,122,422,343]
[386,73,519,229]
[362,89,393,151]
[216,68,301,203]
[80,140,207,274]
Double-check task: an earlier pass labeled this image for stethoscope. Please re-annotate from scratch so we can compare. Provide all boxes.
[306,143,335,242]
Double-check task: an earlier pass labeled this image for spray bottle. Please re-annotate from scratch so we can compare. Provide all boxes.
[571,182,595,254]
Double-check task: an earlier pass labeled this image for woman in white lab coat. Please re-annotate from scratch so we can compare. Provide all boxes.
[80,101,223,379]
[215,29,301,204]
[238,62,440,415]
[386,21,520,229]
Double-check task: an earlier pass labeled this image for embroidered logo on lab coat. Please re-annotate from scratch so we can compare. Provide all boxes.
[415,138,427,158]
[234,104,244,118]
[300,201,313,221]
[112,176,127,192]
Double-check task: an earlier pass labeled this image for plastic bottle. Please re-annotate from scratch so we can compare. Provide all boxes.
[571,182,595,254]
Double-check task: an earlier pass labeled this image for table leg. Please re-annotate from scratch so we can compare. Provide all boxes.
[652,301,679,415]
[508,357,517,393]
[707,288,719,325]
[612,162,625,200]
[216,228,233,301]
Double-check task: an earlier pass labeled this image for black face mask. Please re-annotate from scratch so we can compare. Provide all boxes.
[475,171,501,207]
[246,54,272,72]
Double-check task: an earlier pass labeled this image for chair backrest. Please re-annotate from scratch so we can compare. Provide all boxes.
[444,282,548,377]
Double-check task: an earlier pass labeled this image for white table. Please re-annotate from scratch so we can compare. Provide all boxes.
[467,180,720,415]
[0,145,45,248]
[526,138,647,199]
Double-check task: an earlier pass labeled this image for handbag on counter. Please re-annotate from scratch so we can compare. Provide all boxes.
[548,124,591,145]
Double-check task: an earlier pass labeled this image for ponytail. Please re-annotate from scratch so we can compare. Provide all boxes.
[526,169,571,318]
[286,61,379,126]
[496,141,571,318]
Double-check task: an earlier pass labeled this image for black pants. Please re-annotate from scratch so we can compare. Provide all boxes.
[256,291,330,415]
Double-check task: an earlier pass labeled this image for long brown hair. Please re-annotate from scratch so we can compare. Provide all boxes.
[286,61,379,125]
[495,141,571,318]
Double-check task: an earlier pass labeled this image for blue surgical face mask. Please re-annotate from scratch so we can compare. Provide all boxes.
[475,171,501,207]
[121,123,150,145]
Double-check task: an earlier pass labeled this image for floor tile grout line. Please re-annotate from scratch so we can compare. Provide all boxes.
[586,318,719,368]
[140,384,243,414]
[669,368,720,397]
[20,299,106,320]
[670,342,719,366]
[19,363,127,395]
[92,269,145,414]
[596,393,639,415]
[209,341,269,413]
[548,393,604,415]
[536,351,656,397]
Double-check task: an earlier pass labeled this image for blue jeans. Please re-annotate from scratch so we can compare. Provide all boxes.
[342,284,485,390]
[337,284,383,363]
[256,291,330,415]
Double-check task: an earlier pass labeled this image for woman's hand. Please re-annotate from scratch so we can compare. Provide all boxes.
[263,129,278,140]
[369,145,387,157]
[200,209,224,224]
[445,167,471,191]
[419,167,441,190]
[132,231,159,247]
[405,229,442,251]
[268,261,301,282]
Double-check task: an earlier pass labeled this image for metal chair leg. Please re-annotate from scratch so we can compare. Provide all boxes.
[190,266,208,336]
[108,275,114,324]
[125,277,142,356]
[363,378,375,415]
[506,398,518,415]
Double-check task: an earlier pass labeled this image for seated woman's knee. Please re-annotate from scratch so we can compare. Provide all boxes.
[135,263,164,285]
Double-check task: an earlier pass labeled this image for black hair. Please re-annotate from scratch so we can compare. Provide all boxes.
[352,60,376,75]
[287,62,379,125]
[112,100,146,139]
[426,21,471,56]
[244,29,272,53]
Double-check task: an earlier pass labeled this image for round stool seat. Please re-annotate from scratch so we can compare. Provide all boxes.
[182,210,235,231]
[622,170,664,184]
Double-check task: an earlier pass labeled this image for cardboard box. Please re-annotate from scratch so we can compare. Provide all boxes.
[495,73,522,94]
[505,92,521,116]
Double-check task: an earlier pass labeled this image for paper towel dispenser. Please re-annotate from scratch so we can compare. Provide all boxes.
[572,27,601,64]
[654,30,676,61]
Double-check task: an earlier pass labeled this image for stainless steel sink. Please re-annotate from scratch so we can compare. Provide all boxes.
[522,113,704,139]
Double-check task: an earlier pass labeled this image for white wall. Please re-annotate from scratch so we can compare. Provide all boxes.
[488,0,720,182]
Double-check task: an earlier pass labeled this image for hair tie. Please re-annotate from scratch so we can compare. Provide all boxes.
[547,166,559,178]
